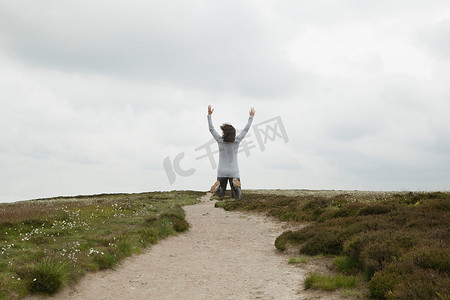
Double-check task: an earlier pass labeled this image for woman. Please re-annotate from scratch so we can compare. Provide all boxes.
[207,105,255,200]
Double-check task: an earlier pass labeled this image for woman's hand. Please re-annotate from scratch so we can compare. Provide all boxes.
[249,107,256,117]
[208,105,214,115]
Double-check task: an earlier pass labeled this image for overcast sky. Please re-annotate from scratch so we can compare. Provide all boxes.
[1,0,449,202]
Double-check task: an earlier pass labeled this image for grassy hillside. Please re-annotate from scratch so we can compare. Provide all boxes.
[0,191,203,299]
[216,190,450,299]
[2,189,448,299]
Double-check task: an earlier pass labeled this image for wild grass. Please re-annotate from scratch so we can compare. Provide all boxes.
[26,258,71,294]
[217,190,450,299]
[288,256,308,264]
[0,190,202,299]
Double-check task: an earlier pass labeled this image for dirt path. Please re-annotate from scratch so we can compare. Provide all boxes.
[30,193,344,299]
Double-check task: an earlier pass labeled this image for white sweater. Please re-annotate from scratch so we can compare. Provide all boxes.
[208,114,254,178]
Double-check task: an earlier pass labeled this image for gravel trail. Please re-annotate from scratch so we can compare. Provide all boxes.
[29,193,345,299]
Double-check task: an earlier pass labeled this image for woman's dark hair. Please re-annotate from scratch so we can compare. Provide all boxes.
[221,123,236,142]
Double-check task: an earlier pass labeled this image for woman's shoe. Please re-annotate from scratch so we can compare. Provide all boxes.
[210,181,220,193]
[232,186,242,200]
[232,178,242,200]
[232,178,241,188]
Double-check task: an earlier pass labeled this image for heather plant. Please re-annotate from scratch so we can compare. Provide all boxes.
[358,203,394,216]
[408,246,450,275]
[368,266,401,299]
[274,230,292,251]
[388,268,449,300]
[369,263,450,299]
[160,209,190,232]
[216,190,450,299]
[304,272,356,291]
[317,202,365,221]
[215,192,317,221]
[299,228,343,255]
[274,230,307,251]
[0,191,202,299]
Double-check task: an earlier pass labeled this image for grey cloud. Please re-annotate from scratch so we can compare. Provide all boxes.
[417,17,450,59]
[274,0,450,28]
[416,126,450,160]
[318,148,449,190]
[0,1,303,98]
[328,122,378,142]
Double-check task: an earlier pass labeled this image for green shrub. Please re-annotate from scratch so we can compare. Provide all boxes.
[300,229,342,255]
[268,208,304,222]
[421,198,450,212]
[304,273,317,289]
[300,198,330,220]
[390,268,450,300]
[170,217,189,232]
[369,267,400,299]
[274,230,307,251]
[144,215,158,225]
[160,208,185,221]
[117,239,132,257]
[217,190,450,299]
[275,230,292,251]
[333,256,359,274]
[370,264,450,300]
[361,242,401,279]
[361,232,416,278]
[343,233,373,263]
[304,272,356,291]
[139,228,159,246]
[27,259,71,295]
[160,208,190,232]
[407,246,450,275]
[302,198,329,211]
[358,203,393,216]
[93,252,118,270]
[332,202,365,218]
[344,215,394,236]
[288,256,308,264]
[155,217,177,238]
[142,207,190,238]
[407,192,450,205]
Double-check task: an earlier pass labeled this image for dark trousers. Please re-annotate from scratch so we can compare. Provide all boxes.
[216,177,240,198]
